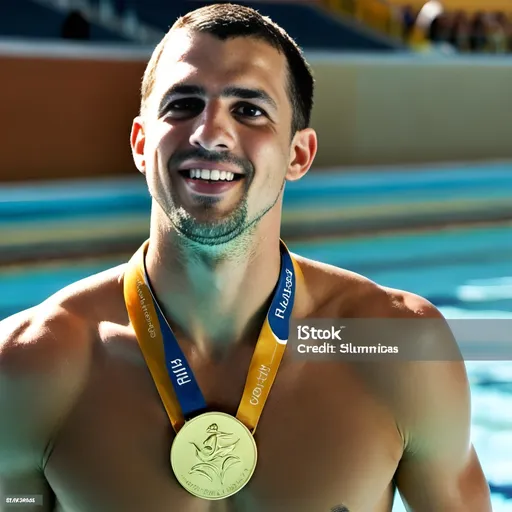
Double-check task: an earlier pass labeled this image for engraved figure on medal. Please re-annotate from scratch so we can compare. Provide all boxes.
[171,412,257,499]
[189,423,242,484]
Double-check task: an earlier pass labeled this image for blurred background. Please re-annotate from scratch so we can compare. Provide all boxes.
[0,0,511,509]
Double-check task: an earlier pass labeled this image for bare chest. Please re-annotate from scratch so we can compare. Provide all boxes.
[44,341,402,512]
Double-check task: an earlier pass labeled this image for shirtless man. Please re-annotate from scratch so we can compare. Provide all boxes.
[0,3,492,512]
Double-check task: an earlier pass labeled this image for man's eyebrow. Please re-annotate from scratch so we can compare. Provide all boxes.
[222,86,278,111]
[158,84,278,113]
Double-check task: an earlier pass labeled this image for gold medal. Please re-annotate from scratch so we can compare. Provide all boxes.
[170,412,257,500]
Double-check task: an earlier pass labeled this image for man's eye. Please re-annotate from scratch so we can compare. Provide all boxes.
[234,104,265,118]
[168,98,203,112]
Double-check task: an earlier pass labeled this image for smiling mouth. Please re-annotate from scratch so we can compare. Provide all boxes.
[179,169,244,183]
[178,169,245,196]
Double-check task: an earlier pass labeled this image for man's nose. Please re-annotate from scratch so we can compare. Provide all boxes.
[189,102,236,152]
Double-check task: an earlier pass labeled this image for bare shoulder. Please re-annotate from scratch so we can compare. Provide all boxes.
[0,261,127,370]
[293,252,468,444]
[0,263,127,471]
[292,251,441,319]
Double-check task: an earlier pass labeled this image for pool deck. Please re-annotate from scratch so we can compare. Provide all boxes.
[1,161,512,265]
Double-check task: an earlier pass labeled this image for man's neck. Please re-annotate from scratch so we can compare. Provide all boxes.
[144,217,282,357]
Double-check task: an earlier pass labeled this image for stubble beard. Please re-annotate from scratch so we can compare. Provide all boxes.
[164,178,285,252]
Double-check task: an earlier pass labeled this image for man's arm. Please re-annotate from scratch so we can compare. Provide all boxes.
[393,302,492,511]
[0,306,90,511]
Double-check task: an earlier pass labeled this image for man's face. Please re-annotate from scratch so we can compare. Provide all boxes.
[132,30,313,246]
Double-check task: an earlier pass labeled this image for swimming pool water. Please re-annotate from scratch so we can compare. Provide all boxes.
[0,223,510,510]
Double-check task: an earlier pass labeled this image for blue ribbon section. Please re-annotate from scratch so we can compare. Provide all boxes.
[268,248,296,342]
[153,304,208,419]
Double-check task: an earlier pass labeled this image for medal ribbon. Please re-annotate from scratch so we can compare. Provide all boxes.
[123,239,303,435]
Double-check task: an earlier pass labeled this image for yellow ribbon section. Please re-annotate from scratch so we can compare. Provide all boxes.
[237,255,304,434]
[124,239,304,435]
[124,241,185,432]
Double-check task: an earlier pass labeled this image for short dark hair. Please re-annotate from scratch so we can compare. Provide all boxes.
[140,3,315,136]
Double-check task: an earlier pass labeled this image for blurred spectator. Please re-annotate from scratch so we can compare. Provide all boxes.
[410,0,448,51]
[469,12,487,52]
[401,4,417,42]
[449,11,471,53]
[495,12,511,52]
[61,10,90,40]
[406,2,512,54]
[506,15,512,52]
[415,0,443,33]
[485,13,508,53]
[427,13,456,53]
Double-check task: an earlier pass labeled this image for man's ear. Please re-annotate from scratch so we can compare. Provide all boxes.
[285,128,318,182]
[130,116,146,175]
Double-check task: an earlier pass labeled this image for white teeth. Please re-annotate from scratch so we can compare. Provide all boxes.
[187,169,236,181]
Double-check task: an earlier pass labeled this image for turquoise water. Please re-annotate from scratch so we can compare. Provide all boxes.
[2,162,512,259]
[1,223,510,509]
